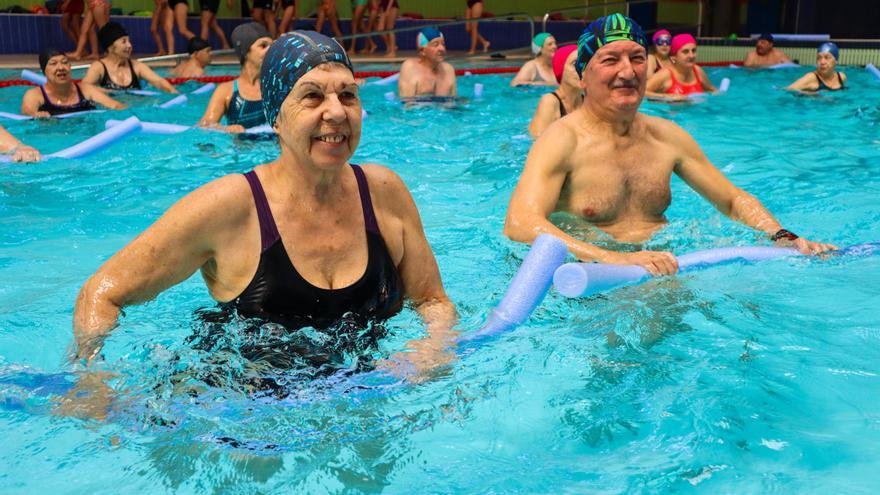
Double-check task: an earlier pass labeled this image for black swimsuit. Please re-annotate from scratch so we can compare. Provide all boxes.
[37,84,96,116]
[228,164,404,331]
[226,80,267,129]
[549,91,567,117]
[99,60,142,90]
[814,71,845,91]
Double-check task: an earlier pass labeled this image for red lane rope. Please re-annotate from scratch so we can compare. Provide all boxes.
[0,63,745,88]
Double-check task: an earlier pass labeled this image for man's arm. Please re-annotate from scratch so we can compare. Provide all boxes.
[670,122,837,254]
[504,122,678,275]
[743,51,756,68]
[775,49,791,64]
[445,62,457,96]
[397,60,417,98]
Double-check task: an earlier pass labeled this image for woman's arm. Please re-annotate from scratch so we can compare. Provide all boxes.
[81,83,128,109]
[135,61,179,93]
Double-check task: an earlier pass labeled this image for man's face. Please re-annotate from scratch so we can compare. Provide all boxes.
[420,37,446,64]
[581,40,647,110]
[756,39,772,56]
[195,47,213,66]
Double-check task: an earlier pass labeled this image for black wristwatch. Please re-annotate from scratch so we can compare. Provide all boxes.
[770,229,799,242]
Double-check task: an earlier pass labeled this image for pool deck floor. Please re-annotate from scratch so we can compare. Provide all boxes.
[0,50,529,71]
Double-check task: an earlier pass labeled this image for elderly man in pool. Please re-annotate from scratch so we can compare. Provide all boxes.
[504,15,836,276]
[397,27,457,98]
[73,32,458,379]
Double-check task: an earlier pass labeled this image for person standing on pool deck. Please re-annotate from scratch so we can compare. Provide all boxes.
[647,29,671,75]
[0,124,40,163]
[198,23,272,132]
[510,33,558,87]
[528,44,581,138]
[171,37,213,78]
[504,14,836,276]
[21,49,126,118]
[398,27,457,98]
[646,33,716,101]
[787,43,847,93]
[73,31,458,378]
[82,22,179,94]
[743,33,791,68]
[199,0,232,49]
[465,0,490,54]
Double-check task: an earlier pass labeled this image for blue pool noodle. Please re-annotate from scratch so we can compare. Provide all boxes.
[370,72,400,86]
[458,234,568,343]
[0,110,106,121]
[21,69,47,85]
[190,82,216,95]
[158,94,188,109]
[49,116,141,159]
[553,242,880,298]
[718,78,730,92]
[106,119,274,135]
[866,64,880,81]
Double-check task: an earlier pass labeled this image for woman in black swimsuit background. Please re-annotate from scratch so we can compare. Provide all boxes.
[21,49,125,118]
[73,31,458,381]
[787,42,848,93]
[528,45,581,138]
[81,22,178,94]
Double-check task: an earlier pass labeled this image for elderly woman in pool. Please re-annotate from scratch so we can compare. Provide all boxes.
[787,42,847,93]
[73,32,458,378]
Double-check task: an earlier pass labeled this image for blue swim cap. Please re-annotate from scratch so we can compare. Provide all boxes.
[818,42,839,61]
[260,31,353,127]
[575,14,647,77]
[417,27,443,48]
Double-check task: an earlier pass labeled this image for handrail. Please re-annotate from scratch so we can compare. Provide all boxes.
[71,48,235,71]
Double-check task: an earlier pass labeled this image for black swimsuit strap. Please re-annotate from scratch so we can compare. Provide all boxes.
[550,91,566,116]
[350,164,381,235]
[243,171,282,251]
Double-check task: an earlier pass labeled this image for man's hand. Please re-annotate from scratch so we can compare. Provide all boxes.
[782,237,838,255]
[11,145,40,163]
[604,250,679,276]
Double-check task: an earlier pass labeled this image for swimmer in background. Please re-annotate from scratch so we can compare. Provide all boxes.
[171,37,213,78]
[505,14,835,277]
[375,0,399,57]
[743,33,791,68]
[0,124,40,162]
[82,22,179,94]
[198,23,272,132]
[528,44,581,138]
[787,42,846,93]
[21,49,126,118]
[647,29,671,75]
[510,33,558,87]
[73,31,457,380]
[646,34,716,101]
[398,27,457,98]
[315,0,344,39]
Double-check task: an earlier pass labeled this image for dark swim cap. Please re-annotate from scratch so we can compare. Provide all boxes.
[261,31,353,127]
[187,37,211,55]
[758,33,774,43]
[39,48,64,73]
[98,22,129,51]
[575,13,647,77]
[818,42,839,61]
[417,27,444,48]
[232,22,271,64]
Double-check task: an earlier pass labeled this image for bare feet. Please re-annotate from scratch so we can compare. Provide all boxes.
[384,50,396,58]
[367,42,377,54]
[85,53,99,60]
[467,49,476,55]
[67,51,83,60]
[152,50,168,57]
[482,40,490,53]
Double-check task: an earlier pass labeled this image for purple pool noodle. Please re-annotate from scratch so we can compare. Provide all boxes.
[190,82,216,95]
[458,234,568,342]
[49,116,141,159]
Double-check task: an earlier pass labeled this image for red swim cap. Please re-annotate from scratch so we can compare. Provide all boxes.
[553,45,578,83]
[670,34,696,56]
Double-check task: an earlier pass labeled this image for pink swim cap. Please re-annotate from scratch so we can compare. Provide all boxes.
[553,44,578,83]
[670,33,696,56]
[652,29,671,44]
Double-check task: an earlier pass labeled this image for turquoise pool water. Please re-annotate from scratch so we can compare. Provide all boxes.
[1,65,879,493]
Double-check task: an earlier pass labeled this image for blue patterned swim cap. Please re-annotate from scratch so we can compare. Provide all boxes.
[818,42,839,61]
[575,13,647,77]
[260,31,353,127]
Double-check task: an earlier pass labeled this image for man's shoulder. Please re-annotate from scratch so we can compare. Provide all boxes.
[637,112,686,138]
[440,61,456,74]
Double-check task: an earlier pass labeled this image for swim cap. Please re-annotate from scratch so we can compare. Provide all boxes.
[187,37,211,55]
[553,44,577,83]
[39,48,64,73]
[232,22,271,64]
[818,41,839,61]
[758,33,774,43]
[532,33,551,55]
[652,29,671,44]
[417,27,443,48]
[670,33,696,56]
[98,22,129,52]
[575,14,647,77]
[261,31,353,127]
